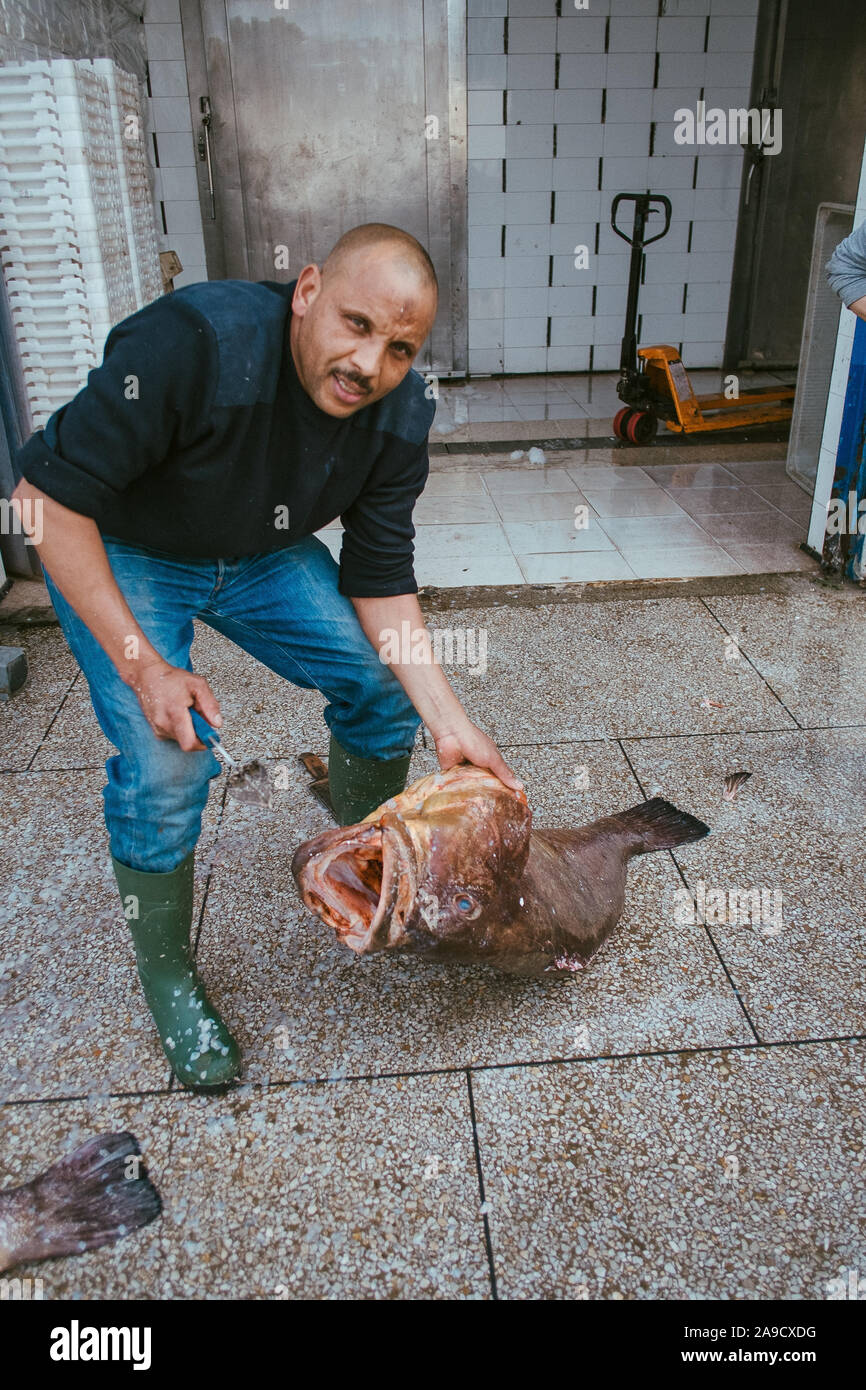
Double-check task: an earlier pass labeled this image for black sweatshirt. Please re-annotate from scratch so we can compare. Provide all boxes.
[16,278,436,597]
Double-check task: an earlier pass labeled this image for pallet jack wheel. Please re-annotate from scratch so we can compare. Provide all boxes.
[612,407,634,440]
[625,409,657,445]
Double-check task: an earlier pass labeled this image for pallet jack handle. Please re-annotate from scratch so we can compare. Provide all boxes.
[611,191,672,375]
[610,191,672,249]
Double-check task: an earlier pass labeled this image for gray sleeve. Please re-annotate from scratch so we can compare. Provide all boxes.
[826,219,866,307]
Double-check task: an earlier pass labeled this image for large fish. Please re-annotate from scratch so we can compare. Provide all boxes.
[0,1132,161,1274]
[292,765,710,976]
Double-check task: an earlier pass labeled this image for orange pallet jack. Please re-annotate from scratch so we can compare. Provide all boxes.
[610,192,795,444]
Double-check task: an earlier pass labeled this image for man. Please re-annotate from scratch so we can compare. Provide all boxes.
[12,223,521,1092]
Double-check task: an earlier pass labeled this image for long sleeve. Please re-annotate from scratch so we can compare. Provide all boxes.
[337,439,430,598]
[826,219,866,308]
[15,294,217,521]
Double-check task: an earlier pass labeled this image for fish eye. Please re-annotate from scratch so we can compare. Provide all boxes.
[453,892,482,919]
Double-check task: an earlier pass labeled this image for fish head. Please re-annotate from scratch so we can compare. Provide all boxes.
[291,764,532,959]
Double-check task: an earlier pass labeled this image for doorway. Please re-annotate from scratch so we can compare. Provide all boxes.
[725,0,866,372]
[178,0,467,376]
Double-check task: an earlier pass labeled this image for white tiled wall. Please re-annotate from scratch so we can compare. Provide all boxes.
[467,0,758,373]
[142,0,207,289]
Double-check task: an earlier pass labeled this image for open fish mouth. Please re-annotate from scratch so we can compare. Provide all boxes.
[292,820,417,953]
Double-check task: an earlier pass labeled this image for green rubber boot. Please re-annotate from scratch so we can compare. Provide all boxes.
[327,732,413,825]
[112,852,241,1090]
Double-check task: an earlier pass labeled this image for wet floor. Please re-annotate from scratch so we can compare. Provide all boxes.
[318,371,817,588]
[1,570,864,1298]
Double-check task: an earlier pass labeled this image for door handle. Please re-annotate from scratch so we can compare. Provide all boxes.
[197,95,216,220]
[743,110,774,208]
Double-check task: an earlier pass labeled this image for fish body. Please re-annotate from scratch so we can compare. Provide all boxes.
[0,1132,161,1274]
[292,765,710,976]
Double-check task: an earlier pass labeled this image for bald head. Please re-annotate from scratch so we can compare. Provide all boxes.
[289,223,439,419]
[322,223,438,300]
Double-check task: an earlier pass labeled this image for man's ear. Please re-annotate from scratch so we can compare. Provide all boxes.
[291,263,322,317]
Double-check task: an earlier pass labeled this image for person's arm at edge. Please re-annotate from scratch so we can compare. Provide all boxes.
[826,219,866,320]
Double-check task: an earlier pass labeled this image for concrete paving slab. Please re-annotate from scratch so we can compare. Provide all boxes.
[427,598,797,743]
[0,769,222,1102]
[623,546,746,579]
[29,684,114,771]
[596,515,720,549]
[472,1040,866,1300]
[502,517,616,552]
[0,627,78,772]
[481,467,578,493]
[153,1077,489,1299]
[664,486,775,517]
[724,460,791,485]
[698,510,806,546]
[717,540,816,574]
[490,489,595,522]
[645,462,741,488]
[0,1094,172,1298]
[516,552,636,583]
[622,727,866,1042]
[413,523,513,560]
[413,494,502,525]
[0,1077,489,1299]
[420,471,488,496]
[418,554,526,587]
[579,486,687,518]
[703,581,866,726]
[751,479,813,522]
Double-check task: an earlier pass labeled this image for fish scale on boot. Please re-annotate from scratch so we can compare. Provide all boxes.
[292,765,710,976]
[112,853,241,1089]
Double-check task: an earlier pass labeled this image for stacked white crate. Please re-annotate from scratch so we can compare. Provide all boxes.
[53,60,137,346]
[92,58,162,308]
[0,58,161,431]
[0,62,98,427]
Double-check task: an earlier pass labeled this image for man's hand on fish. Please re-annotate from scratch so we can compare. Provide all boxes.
[432,718,523,792]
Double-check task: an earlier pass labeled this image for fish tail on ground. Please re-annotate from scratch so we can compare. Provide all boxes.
[616,797,710,856]
[0,1132,161,1272]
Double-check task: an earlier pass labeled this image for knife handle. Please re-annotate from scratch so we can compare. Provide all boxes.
[189,706,221,746]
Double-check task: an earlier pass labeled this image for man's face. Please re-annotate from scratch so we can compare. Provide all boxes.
[289,249,437,417]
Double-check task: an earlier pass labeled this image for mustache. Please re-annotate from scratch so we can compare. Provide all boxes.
[333,367,371,394]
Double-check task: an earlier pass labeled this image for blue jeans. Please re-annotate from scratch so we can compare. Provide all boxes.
[44,534,421,873]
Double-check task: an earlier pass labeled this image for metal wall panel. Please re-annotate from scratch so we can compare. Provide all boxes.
[182,0,466,373]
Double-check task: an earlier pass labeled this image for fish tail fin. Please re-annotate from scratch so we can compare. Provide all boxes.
[618,798,710,855]
[4,1132,161,1268]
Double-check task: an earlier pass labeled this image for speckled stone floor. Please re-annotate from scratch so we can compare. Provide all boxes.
[1,570,864,1300]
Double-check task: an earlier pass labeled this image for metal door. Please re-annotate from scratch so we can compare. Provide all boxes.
[179,0,467,375]
[725,0,866,371]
